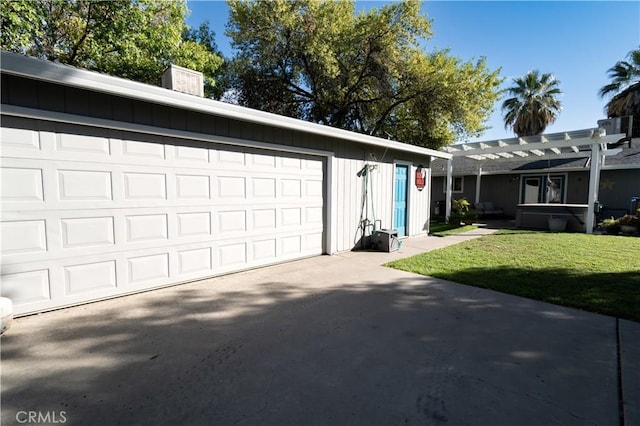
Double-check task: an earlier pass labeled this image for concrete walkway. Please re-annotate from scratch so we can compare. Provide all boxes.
[1,228,637,426]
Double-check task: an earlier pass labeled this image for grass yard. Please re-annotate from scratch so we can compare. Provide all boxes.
[387,230,640,321]
[429,221,477,237]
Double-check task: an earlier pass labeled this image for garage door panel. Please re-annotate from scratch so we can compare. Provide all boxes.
[1,122,325,315]
[121,139,166,159]
[305,179,324,197]
[59,169,113,200]
[175,174,211,199]
[127,253,170,286]
[217,176,246,198]
[125,214,169,243]
[123,172,167,200]
[0,206,322,266]
[215,149,245,166]
[281,207,302,227]
[65,260,117,295]
[2,229,322,314]
[252,239,276,261]
[0,125,40,150]
[61,216,115,249]
[218,242,247,268]
[177,247,213,275]
[250,153,276,168]
[56,132,110,155]
[0,220,48,255]
[0,166,44,202]
[304,232,324,252]
[174,144,210,163]
[304,158,323,170]
[280,157,302,169]
[305,206,324,225]
[281,235,301,255]
[280,179,302,197]
[217,210,247,233]
[0,269,51,305]
[251,208,276,231]
[251,177,276,198]
[176,211,212,238]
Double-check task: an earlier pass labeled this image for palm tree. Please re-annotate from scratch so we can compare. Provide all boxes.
[502,70,562,137]
[599,47,640,137]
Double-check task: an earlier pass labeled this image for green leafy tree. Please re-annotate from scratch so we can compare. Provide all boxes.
[182,20,228,99]
[502,70,562,137]
[226,0,501,149]
[0,0,223,92]
[599,47,640,137]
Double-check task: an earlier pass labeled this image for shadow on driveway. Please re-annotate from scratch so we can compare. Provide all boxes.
[1,263,622,426]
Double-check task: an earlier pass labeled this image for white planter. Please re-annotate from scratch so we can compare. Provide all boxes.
[548,217,568,232]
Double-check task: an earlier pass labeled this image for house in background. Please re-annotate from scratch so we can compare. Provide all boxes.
[431,128,640,227]
[0,51,451,316]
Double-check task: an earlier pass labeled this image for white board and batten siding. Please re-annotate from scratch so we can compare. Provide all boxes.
[408,164,432,235]
[332,153,431,251]
[0,119,325,315]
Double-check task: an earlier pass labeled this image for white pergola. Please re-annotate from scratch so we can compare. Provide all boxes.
[440,128,627,233]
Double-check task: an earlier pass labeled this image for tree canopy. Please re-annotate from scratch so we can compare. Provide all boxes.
[0,0,223,90]
[501,70,562,137]
[599,47,640,137]
[225,0,501,149]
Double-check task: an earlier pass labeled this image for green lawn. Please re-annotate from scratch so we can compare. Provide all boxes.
[429,221,477,237]
[387,230,640,321]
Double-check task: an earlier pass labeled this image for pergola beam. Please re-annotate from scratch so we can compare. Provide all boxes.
[442,129,627,234]
[450,133,624,157]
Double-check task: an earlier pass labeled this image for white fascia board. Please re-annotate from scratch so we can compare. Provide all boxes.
[2,104,334,158]
[0,51,451,160]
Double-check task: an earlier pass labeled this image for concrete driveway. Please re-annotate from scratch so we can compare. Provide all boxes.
[2,230,638,426]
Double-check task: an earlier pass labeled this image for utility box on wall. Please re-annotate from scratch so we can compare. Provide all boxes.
[161,64,204,97]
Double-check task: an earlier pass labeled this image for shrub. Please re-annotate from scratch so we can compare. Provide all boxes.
[600,217,620,234]
[617,214,640,227]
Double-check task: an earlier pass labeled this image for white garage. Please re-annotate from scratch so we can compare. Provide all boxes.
[1,52,450,316]
[1,119,325,315]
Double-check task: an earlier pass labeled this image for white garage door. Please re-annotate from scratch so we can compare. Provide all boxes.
[0,119,325,315]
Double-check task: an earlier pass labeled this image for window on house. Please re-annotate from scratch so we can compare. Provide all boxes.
[443,176,464,193]
[520,175,566,203]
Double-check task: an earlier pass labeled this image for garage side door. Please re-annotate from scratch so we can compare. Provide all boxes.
[0,118,325,315]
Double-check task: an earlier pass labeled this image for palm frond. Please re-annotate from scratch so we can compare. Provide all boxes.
[599,47,640,100]
[501,70,562,136]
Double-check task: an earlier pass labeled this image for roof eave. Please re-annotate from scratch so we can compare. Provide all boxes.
[0,51,451,160]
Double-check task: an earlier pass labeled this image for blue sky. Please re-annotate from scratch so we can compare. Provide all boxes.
[185,1,640,143]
